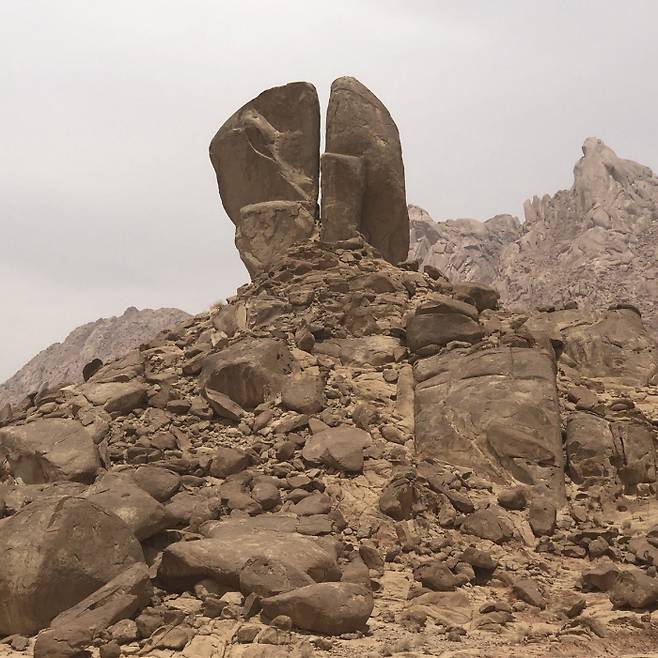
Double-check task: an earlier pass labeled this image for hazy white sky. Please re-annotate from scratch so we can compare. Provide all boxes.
[2,1,658,382]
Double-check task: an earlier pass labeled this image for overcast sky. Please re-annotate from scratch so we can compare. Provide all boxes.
[2,1,658,382]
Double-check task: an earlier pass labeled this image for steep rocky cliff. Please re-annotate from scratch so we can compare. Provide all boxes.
[411,138,658,335]
[0,306,190,407]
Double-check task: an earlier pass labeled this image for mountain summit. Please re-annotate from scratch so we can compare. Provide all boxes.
[411,138,658,335]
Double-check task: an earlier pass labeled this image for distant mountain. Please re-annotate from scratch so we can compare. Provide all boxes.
[410,137,658,335]
[0,306,190,407]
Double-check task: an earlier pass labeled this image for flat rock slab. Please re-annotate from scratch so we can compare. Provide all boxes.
[158,517,340,593]
[0,418,100,484]
[81,381,147,415]
[414,347,564,499]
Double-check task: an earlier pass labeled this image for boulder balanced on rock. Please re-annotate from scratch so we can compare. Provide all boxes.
[210,76,410,277]
[324,76,410,264]
[209,81,320,278]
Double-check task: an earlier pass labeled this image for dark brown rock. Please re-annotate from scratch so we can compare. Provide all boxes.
[199,338,296,409]
[512,578,546,609]
[83,472,169,540]
[462,508,514,544]
[609,569,658,609]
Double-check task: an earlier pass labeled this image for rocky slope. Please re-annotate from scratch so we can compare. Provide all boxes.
[410,138,658,336]
[1,82,658,658]
[0,307,190,408]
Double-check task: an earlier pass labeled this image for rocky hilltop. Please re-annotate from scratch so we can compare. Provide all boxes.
[0,307,190,408]
[411,138,658,336]
[1,83,658,658]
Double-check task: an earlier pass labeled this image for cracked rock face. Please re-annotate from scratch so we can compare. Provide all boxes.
[210,77,410,278]
[325,76,410,264]
[209,81,320,277]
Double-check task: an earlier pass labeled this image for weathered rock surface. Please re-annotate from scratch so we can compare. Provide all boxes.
[0,496,144,635]
[261,582,374,634]
[34,562,152,656]
[320,152,365,243]
[0,418,100,484]
[326,76,409,263]
[236,200,316,278]
[415,347,565,498]
[158,517,340,592]
[199,338,296,409]
[209,81,320,277]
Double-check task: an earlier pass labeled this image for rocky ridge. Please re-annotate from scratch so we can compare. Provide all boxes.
[0,307,190,409]
[1,83,658,658]
[410,138,658,337]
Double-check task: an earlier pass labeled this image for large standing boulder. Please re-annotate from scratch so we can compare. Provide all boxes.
[565,412,616,485]
[0,418,100,484]
[325,76,409,263]
[199,338,296,409]
[209,81,320,277]
[261,582,374,634]
[414,347,564,500]
[0,496,144,635]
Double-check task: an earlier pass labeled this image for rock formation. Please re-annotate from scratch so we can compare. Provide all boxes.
[0,306,190,409]
[210,77,410,277]
[410,138,658,337]
[324,76,410,263]
[209,81,321,278]
[2,96,658,658]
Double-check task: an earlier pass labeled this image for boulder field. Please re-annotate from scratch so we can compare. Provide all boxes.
[1,81,658,658]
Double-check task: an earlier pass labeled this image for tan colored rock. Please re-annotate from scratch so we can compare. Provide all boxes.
[83,472,169,540]
[302,426,372,472]
[199,338,296,409]
[158,517,340,593]
[236,201,315,278]
[0,496,144,635]
[209,81,320,224]
[320,152,365,243]
[209,81,320,277]
[0,418,100,484]
[415,347,564,499]
[261,582,373,634]
[81,381,147,415]
[326,76,409,263]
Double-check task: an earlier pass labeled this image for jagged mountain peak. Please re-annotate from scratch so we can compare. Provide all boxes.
[411,138,658,336]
